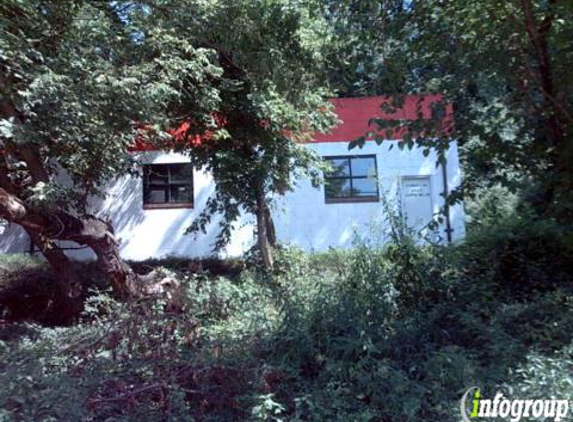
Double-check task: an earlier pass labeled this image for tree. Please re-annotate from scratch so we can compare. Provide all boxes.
[324,0,572,220]
[136,0,336,269]
[0,0,337,320]
[0,0,220,313]
[321,0,411,98]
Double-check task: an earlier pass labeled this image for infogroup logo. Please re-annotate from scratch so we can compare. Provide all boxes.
[460,387,569,422]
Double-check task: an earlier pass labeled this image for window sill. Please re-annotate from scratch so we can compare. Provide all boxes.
[325,196,379,204]
[143,203,194,210]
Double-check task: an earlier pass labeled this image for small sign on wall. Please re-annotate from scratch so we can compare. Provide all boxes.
[400,176,433,233]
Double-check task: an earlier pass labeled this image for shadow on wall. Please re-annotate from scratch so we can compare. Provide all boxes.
[48,175,150,261]
[0,222,30,254]
[0,172,257,261]
[96,175,146,243]
[153,181,223,257]
[91,173,255,261]
[150,182,257,259]
[0,141,465,259]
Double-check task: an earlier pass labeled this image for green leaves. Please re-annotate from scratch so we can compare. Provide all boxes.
[348,135,366,150]
[326,0,572,215]
[0,118,14,140]
[0,1,227,206]
[133,0,337,249]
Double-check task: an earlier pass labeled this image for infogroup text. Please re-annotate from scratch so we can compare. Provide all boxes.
[461,387,569,422]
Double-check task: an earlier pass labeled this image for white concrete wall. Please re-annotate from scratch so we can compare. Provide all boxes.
[0,141,465,260]
[273,141,465,251]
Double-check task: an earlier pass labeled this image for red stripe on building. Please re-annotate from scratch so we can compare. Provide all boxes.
[129,95,453,151]
[311,94,453,143]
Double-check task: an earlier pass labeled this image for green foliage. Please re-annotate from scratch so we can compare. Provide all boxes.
[126,0,338,249]
[460,211,573,298]
[465,184,520,230]
[0,263,276,421]
[2,214,573,420]
[0,254,105,324]
[326,0,573,219]
[256,215,573,421]
[0,0,336,260]
[0,1,216,208]
[251,393,287,422]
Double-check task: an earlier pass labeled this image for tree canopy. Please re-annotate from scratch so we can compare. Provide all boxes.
[326,0,572,219]
[0,0,338,302]
[128,0,338,267]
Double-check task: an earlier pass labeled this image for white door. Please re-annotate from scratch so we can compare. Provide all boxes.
[401,176,434,234]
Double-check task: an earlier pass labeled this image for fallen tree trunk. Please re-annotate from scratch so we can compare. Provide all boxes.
[0,187,143,299]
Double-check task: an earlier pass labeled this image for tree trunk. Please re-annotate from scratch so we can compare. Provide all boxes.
[264,202,277,248]
[520,0,573,219]
[26,229,83,320]
[255,186,274,271]
[0,78,156,301]
[0,187,142,298]
[88,232,141,299]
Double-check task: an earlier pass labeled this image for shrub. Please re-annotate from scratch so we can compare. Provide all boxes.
[2,208,573,421]
[458,212,573,297]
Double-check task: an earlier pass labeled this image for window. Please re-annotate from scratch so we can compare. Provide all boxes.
[143,163,194,209]
[324,155,379,203]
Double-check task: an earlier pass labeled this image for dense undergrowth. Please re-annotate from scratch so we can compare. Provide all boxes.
[1,210,573,421]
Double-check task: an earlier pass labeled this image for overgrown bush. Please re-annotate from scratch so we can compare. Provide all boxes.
[0,266,275,421]
[459,211,573,298]
[0,254,106,324]
[1,206,573,421]
[255,211,573,420]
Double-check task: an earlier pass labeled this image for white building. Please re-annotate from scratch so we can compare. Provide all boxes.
[0,95,465,260]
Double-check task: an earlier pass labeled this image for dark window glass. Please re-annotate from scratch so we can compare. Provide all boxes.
[325,178,352,199]
[169,163,194,183]
[324,155,379,203]
[143,163,193,208]
[146,165,169,184]
[145,187,168,204]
